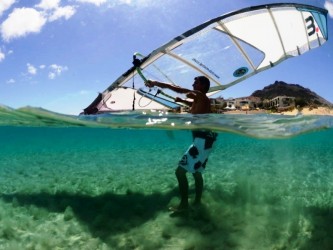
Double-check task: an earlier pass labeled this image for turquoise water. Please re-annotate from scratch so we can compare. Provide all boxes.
[1,106,333,249]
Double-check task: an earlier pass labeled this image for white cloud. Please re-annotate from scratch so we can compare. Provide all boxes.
[48,5,76,22]
[40,64,46,69]
[79,90,90,95]
[106,0,157,8]
[325,1,333,18]
[1,8,47,42]
[35,0,76,22]
[0,0,15,16]
[76,0,107,6]
[6,78,15,84]
[0,49,5,62]
[35,0,60,10]
[48,72,56,79]
[27,63,37,75]
[48,64,68,79]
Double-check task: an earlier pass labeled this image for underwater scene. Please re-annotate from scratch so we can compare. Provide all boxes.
[1,106,333,249]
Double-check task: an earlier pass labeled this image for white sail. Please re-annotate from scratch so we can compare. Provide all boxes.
[83,3,328,114]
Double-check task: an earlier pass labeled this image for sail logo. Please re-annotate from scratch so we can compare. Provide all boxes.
[192,58,220,79]
[305,16,316,36]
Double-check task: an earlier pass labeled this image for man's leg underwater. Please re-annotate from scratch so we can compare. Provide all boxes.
[192,171,203,205]
[175,166,189,209]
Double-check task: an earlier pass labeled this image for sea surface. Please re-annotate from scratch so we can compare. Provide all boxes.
[1,106,333,249]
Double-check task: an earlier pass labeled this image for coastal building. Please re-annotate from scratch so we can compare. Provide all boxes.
[235,97,258,110]
[208,95,300,113]
[210,96,262,112]
[225,98,236,110]
[210,98,225,113]
[268,96,296,111]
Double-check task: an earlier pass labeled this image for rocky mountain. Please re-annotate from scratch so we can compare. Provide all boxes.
[251,81,332,107]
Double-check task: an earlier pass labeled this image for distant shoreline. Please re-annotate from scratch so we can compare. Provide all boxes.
[221,109,268,115]
[280,107,333,116]
[222,107,333,116]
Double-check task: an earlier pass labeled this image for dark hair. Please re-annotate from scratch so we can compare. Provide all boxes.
[195,76,210,93]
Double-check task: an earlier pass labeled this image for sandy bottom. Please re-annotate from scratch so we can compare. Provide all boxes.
[0,127,333,249]
[1,167,333,250]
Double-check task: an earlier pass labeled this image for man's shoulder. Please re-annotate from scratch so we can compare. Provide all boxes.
[192,90,208,97]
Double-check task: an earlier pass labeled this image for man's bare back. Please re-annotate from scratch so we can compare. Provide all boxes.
[186,90,211,114]
[145,76,211,114]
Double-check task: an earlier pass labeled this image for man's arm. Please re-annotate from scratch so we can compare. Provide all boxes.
[145,80,191,94]
[175,97,192,107]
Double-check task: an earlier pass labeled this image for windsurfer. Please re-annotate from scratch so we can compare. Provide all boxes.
[146,76,217,213]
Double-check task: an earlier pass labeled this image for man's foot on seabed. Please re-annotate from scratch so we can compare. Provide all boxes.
[168,205,188,212]
[168,204,191,217]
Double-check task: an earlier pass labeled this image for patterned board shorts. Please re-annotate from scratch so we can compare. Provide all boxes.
[178,131,217,173]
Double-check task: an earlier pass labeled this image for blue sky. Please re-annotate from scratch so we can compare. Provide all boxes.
[1,0,332,115]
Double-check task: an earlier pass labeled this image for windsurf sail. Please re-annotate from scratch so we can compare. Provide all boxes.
[83,3,328,114]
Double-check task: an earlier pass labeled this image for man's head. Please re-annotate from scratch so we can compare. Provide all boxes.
[193,76,210,93]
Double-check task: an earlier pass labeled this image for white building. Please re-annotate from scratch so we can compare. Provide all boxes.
[269,96,295,111]
[225,98,236,110]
